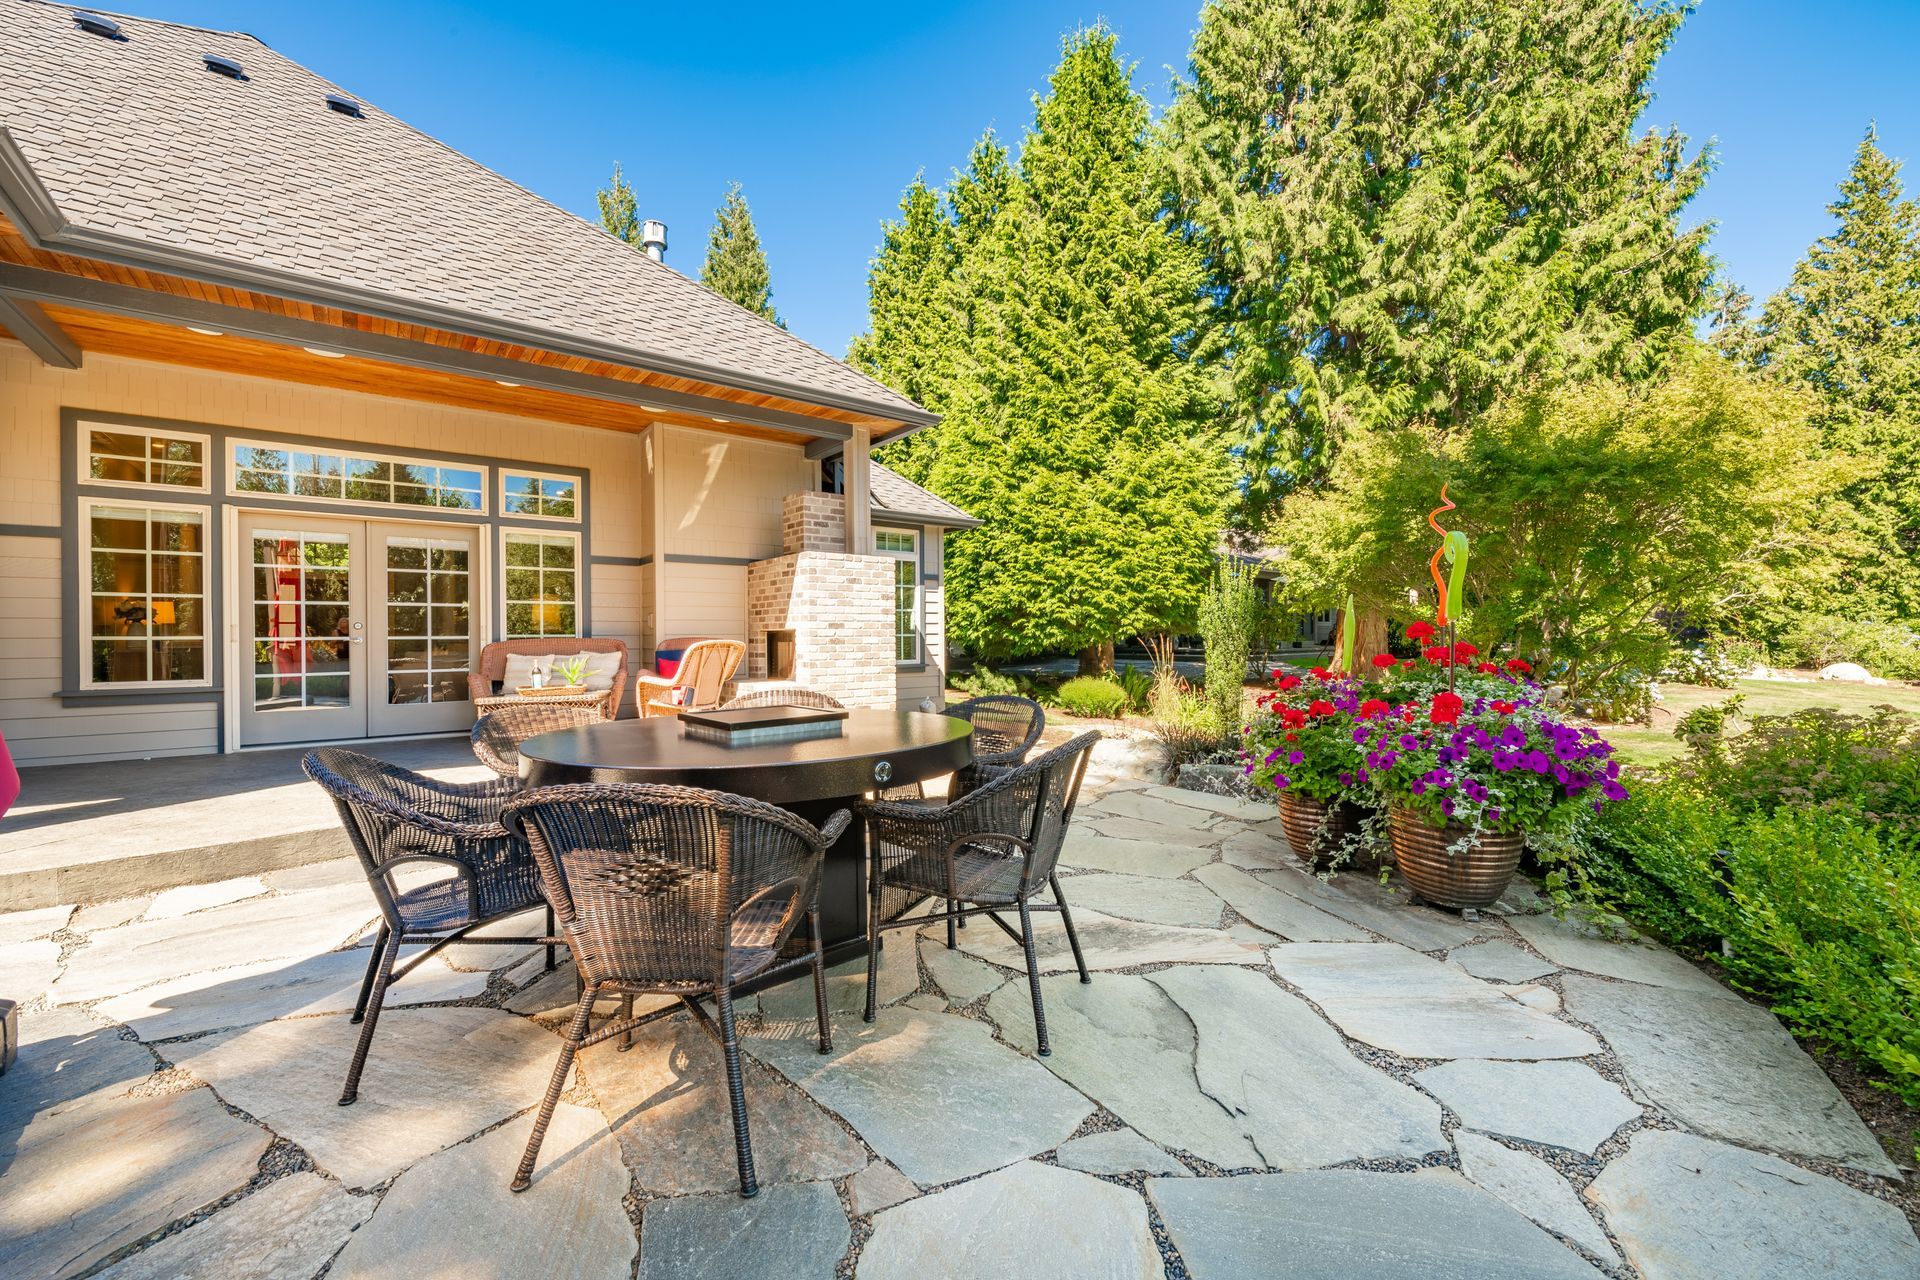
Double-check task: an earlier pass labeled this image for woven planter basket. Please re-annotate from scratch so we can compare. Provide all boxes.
[1277,791,1383,870]
[1386,805,1523,910]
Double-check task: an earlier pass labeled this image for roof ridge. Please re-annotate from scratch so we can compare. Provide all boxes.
[30,0,266,45]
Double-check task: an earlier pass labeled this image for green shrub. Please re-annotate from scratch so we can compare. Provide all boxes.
[1197,560,1260,731]
[1113,663,1154,712]
[1777,614,1920,679]
[948,666,1020,698]
[1055,675,1131,719]
[1148,676,1230,771]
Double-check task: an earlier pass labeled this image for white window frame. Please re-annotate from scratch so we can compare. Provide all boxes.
[78,496,215,691]
[77,420,213,493]
[499,469,583,523]
[500,527,583,640]
[225,437,490,515]
[874,526,923,667]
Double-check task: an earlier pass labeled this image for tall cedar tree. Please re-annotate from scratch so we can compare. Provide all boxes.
[595,164,641,246]
[1760,130,1920,620]
[928,30,1226,668]
[702,183,784,327]
[1162,0,1712,521]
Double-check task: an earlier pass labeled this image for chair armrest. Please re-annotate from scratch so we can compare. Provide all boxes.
[634,673,674,693]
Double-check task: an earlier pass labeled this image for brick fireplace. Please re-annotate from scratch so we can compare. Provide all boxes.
[745,493,894,709]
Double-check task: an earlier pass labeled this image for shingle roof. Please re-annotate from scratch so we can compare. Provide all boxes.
[0,1,929,423]
[870,463,978,527]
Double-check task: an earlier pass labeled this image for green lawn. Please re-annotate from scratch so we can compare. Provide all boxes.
[1602,676,1920,767]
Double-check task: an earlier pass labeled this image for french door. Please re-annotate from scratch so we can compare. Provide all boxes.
[239,513,479,746]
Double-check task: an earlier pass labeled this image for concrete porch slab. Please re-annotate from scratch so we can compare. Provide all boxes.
[0,736,486,909]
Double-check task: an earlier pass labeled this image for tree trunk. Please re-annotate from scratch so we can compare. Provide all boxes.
[1078,640,1115,676]
[1352,607,1390,679]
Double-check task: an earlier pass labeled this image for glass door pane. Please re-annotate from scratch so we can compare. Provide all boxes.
[367,523,479,738]
[237,516,367,746]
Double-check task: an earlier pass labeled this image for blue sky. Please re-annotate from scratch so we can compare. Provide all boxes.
[98,0,1920,354]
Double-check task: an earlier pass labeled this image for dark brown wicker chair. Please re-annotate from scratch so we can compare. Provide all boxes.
[719,687,846,711]
[859,731,1100,1056]
[882,693,1047,803]
[302,748,557,1106]
[500,783,847,1198]
[471,701,607,778]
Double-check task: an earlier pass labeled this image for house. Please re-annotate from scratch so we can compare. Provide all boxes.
[0,2,973,765]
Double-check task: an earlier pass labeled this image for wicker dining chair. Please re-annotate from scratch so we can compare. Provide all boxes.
[500,783,847,1198]
[859,731,1100,1056]
[302,748,557,1106]
[882,693,1048,803]
[719,687,846,711]
[471,700,607,778]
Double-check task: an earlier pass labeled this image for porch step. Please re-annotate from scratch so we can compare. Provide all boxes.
[0,737,488,911]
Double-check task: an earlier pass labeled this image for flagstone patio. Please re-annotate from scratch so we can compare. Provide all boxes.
[2,756,1915,1280]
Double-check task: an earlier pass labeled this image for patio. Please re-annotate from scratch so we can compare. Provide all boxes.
[2,743,1914,1280]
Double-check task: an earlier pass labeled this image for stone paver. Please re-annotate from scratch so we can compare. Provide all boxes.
[1448,940,1557,983]
[1270,943,1600,1060]
[918,933,1006,1003]
[1585,1130,1919,1280]
[1216,827,1295,870]
[640,1180,847,1280]
[95,947,489,1041]
[0,938,63,1002]
[96,1171,375,1280]
[1080,812,1223,846]
[1560,975,1897,1175]
[437,908,546,972]
[1256,862,1488,951]
[168,1006,559,1189]
[0,902,72,945]
[0,1005,158,1133]
[1454,1132,1617,1262]
[1059,830,1212,878]
[747,1008,1093,1186]
[950,907,1257,973]
[1055,1127,1190,1177]
[579,1020,864,1194]
[1142,784,1274,823]
[1191,863,1369,942]
[144,875,268,920]
[1507,914,1735,997]
[755,944,916,1022]
[0,1085,272,1280]
[1058,871,1226,929]
[1414,1059,1640,1154]
[1148,1170,1603,1279]
[69,896,151,932]
[860,1161,1160,1280]
[1081,788,1227,830]
[848,1162,920,1216]
[331,1102,633,1280]
[262,857,362,894]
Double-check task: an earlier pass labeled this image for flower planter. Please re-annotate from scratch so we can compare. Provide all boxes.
[1277,791,1382,870]
[1386,805,1523,910]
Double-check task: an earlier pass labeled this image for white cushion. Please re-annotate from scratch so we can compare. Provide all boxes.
[501,653,555,689]
[573,650,622,692]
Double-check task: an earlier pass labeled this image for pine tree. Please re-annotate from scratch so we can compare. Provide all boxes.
[1706,277,1766,368]
[595,163,640,247]
[929,29,1228,668]
[701,183,783,327]
[1762,129,1920,618]
[1162,0,1713,521]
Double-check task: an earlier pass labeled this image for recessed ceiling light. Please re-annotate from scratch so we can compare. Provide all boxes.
[711,415,730,423]
[494,379,521,388]
[187,325,224,337]
[302,345,346,359]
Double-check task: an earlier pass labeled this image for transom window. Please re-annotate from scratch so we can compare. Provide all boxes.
[85,500,208,686]
[503,530,579,639]
[84,423,209,491]
[874,528,922,665]
[501,471,580,520]
[230,441,485,512]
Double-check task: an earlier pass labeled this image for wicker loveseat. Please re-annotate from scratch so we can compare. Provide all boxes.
[469,638,629,718]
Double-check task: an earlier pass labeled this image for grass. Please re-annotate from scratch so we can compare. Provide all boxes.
[1602,675,1920,767]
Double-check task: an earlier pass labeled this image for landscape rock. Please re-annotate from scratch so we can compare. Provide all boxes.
[1453,1132,1617,1261]
[1817,661,1877,683]
[1507,915,1734,998]
[1585,1130,1919,1280]
[1414,1059,1640,1154]
[1191,862,1369,941]
[1057,871,1226,929]
[1059,830,1212,878]
[1448,940,1556,983]
[639,1180,847,1280]
[95,1172,375,1280]
[949,906,1257,973]
[860,1161,1160,1280]
[1054,1127,1189,1177]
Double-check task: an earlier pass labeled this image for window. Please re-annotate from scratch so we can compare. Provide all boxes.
[229,440,485,512]
[503,530,579,638]
[84,500,208,686]
[874,528,921,665]
[501,471,580,520]
[83,423,209,491]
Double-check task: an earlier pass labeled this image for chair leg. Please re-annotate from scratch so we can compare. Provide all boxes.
[715,988,759,1198]
[340,928,402,1105]
[544,901,557,973]
[1018,898,1051,1058]
[618,993,635,1052]
[350,923,389,1024]
[864,851,883,1025]
[809,909,832,1054]
[512,987,595,1192]
[946,900,958,950]
[1052,874,1092,986]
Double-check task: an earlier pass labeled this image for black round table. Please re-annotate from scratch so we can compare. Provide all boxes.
[517,709,973,965]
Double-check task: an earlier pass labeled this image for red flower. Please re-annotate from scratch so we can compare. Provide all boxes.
[1422,645,1453,666]
[1399,659,1416,669]
[1308,699,1337,717]
[1277,675,1302,691]
[1492,700,1516,714]
[1405,621,1437,641]
[1359,698,1390,719]
[1270,668,1284,680]
[1370,653,1399,669]
[1310,666,1331,680]
[1453,642,1480,659]
[1285,732,1298,742]
[1281,708,1308,729]
[1504,658,1533,674]
[1476,662,1499,674]
[1429,691,1464,725]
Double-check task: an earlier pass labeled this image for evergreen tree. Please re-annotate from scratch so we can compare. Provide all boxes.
[1761,129,1920,618]
[701,183,783,327]
[930,29,1228,669]
[595,163,641,247]
[1706,276,1766,367]
[1162,0,1713,521]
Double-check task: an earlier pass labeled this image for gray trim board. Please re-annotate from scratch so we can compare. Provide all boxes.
[589,553,652,567]
[58,687,225,708]
[0,293,81,368]
[662,553,757,567]
[0,522,61,539]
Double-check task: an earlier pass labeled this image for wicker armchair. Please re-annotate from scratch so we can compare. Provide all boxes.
[884,694,1047,803]
[859,731,1100,1056]
[719,687,846,711]
[302,748,557,1105]
[469,637,629,718]
[471,701,607,778]
[636,639,746,718]
[501,783,847,1197]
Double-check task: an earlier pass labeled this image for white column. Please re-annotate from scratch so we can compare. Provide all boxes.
[843,426,872,557]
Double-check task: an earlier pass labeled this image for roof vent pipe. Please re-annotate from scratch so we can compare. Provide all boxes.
[640,219,667,262]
